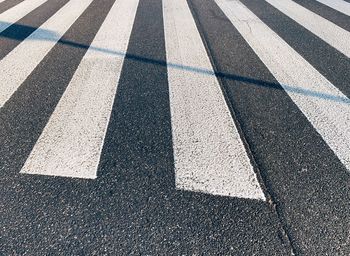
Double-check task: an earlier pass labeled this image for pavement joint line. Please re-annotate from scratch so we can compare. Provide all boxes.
[186,0,297,253]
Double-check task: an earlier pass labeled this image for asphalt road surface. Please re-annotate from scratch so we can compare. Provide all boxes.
[0,0,349,255]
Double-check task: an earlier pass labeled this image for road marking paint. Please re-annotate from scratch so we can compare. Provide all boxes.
[0,0,48,34]
[216,0,350,172]
[0,0,94,108]
[264,0,350,57]
[316,0,350,16]
[163,0,265,200]
[20,0,139,179]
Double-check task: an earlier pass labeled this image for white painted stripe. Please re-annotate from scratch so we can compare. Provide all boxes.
[0,0,48,34]
[216,0,350,173]
[20,0,139,179]
[265,0,350,57]
[163,0,265,200]
[316,0,350,16]
[0,0,94,108]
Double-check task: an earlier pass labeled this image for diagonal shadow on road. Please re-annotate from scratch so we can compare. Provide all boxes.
[0,21,349,105]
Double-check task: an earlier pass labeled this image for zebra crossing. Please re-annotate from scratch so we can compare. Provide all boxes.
[21,0,138,179]
[315,0,350,16]
[0,0,349,200]
[217,0,350,172]
[266,0,350,57]
[0,0,94,107]
[0,0,349,254]
[0,0,48,34]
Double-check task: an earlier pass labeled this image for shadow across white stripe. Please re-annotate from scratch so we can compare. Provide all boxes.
[0,0,48,34]
[265,0,350,57]
[0,0,94,108]
[20,0,140,179]
[216,0,350,173]
[163,0,265,200]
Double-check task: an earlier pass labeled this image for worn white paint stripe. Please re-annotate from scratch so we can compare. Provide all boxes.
[163,0,265,200]
[20,0,139,179]
[0,0,94,108]
[316,0,350,16]
[216,0,350,172]
[0,0,48,34]
[265,0,350,57]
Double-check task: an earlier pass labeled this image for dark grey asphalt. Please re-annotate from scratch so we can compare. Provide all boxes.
[0,0,70,59]
[0,0,349,255]
[0,0,25,14]
[189,0,350,254]
[293,0,350,30]
[243,0,350,103]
